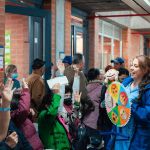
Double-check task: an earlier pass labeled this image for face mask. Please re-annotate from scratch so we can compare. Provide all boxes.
[11,73,18,79]
[64,97,72,106]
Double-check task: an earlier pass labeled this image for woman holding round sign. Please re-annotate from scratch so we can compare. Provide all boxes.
[129,55,150,150]
[107,55,150,150]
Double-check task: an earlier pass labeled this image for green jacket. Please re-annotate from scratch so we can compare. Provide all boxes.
[38,94,70,150]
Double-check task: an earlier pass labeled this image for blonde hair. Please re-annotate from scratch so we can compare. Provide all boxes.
[5,64,17,76]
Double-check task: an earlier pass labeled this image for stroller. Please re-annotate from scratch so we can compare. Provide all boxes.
[73,124,104,150]
[86,135,104,150]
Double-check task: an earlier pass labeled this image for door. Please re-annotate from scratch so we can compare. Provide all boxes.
[5,5,51,80]
[29,16,44,72]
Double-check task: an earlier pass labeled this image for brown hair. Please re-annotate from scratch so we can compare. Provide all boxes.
[135,55,150,100]
[105,65,113,73]
[135,55,150,76]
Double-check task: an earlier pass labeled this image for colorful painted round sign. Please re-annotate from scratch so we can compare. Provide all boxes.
[105,81,131,127]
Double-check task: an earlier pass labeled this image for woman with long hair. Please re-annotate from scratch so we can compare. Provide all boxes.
[129,55,150,150]
[108,55,150,150]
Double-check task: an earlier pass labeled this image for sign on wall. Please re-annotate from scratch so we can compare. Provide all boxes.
[5,31,11,65]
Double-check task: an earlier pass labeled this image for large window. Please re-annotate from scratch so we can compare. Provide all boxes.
[71,16,84,55]
[99,20,122,70]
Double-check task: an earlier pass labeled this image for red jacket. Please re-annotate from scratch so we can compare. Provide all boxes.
[11,89,43,150]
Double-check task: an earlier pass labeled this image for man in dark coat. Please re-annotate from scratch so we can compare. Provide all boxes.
[64,53,87,99]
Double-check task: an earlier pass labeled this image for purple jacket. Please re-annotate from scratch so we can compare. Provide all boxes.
[83,81,102,129]
[11,89,43,150]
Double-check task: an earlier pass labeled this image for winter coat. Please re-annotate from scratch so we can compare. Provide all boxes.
[64,65,87,99]
[83,81,102,129]
[26,73,45,112]
[129,83,150,150]
[107,78,139,150]
[11,89,43,150]
[38,94,70,150]
[122,76,133,86]
[0,120,32,150]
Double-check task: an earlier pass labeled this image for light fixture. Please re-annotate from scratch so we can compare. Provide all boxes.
[144,0,150,6]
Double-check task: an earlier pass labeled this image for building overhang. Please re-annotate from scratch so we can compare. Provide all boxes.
[71,0,131,14]
[96,11,150,30]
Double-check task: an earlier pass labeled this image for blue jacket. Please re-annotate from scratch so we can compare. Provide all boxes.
[122,76,133,86]
[129,83,150,150]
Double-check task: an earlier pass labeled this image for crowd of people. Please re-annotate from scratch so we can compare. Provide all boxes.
[0,53,150,150]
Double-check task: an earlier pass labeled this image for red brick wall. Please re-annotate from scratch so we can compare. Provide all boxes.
[88,19,95,68]
[114,40,120,58]
[65,0,71,55]
[94,18,100,68]
[5,13,29,79]
[122,28,144,68]
[44,0,72,62]
[0,0,5,45]
[0,0,5,81]
[44,0,56,63]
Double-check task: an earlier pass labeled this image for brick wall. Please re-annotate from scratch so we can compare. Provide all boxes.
[114,40,120,58]
[88,18,96,68]
[65,0,71,55]
[44,0,56,63]
[122,28,144,68]
[94,18,100,68]
[5,13,29,79]
[44,0,72,62]
[0,0,5,81]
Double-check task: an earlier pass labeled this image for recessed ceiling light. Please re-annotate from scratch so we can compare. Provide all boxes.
[144,0,150,6]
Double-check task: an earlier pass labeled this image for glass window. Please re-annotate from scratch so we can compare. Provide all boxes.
[76,32,83,54]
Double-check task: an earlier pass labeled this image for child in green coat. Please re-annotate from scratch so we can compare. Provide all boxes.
[38,84,71,150]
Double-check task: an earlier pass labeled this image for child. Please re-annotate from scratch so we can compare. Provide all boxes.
[38,84,71,150]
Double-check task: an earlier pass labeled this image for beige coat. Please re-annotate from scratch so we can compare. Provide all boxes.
[26,73,45,111]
